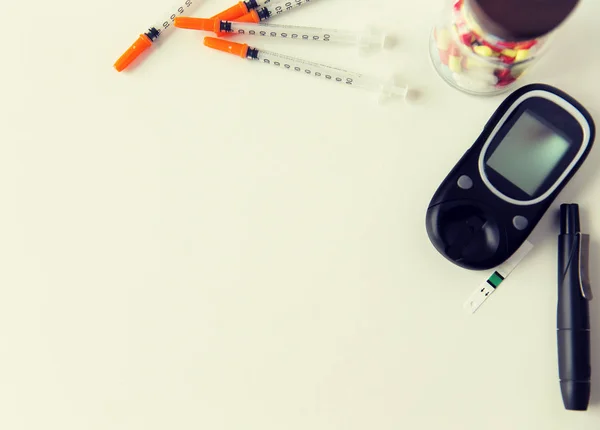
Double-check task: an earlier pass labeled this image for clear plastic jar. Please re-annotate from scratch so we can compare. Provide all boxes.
[429,0,550,95]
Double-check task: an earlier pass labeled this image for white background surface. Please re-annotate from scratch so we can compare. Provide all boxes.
[2,0,600,428]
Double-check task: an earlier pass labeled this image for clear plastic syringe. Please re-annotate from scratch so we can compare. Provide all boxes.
[212,0,316,21]
[175,18,389,54]
[203,37,409,102]
[225,0,315,24]
[114,0,202,72]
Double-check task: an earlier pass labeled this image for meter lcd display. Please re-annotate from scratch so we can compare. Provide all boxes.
[486,111,571,196]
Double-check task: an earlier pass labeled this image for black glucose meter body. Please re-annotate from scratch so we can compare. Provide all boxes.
[426,84,595,270]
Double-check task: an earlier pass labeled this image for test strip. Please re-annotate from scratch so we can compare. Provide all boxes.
[464,240,534,314]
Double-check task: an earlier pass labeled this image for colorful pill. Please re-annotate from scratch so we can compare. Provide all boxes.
[515,49,530,62]
[449,56,462,73]
[515,40,538,50]
[460,31,475,46]
[448,43,461,56]
[501,49,517,58]
[439,49,450,65]
[435,28,451,51]
[495,68,512,80]
[494,68,517,87]
[499,49,517,64]
[473,45,493,57]
[496,76,517,87]
[483,40,503,53]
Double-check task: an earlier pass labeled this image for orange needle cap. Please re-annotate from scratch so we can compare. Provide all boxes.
[204,37,249,58]
[234,10,260,23]
[114,34,153,72]
[211,2,250,21]
[175,17,220,32]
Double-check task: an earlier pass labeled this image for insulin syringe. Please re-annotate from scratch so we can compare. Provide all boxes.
[114,0,202,72]
[219,0,314,24]
[175,18,389,54]
[203,37,409,101]
[212,0,315,21]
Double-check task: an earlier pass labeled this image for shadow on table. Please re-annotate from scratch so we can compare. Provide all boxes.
[587,239,600,407]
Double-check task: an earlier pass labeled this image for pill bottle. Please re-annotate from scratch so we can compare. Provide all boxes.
[429,0,580,95]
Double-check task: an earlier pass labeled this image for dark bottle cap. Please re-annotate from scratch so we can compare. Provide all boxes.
[469,0,580,41]
[560,204,581,235]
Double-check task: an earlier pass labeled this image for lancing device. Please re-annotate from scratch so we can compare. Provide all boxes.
[557,204,593,411]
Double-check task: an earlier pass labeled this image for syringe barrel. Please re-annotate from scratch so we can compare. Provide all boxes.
[254,49,375,88]
[201,36,408,100]
[253,49,407,100]
[228,22,359,45]
[267,0,315,16]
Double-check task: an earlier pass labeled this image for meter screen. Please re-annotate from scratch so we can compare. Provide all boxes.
[486,110,571,196]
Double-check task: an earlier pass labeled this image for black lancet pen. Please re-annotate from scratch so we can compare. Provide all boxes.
[557,204,593,411]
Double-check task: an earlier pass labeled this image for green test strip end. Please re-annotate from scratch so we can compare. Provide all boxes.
[487,271,505,288]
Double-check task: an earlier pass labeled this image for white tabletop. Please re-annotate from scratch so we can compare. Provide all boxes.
[2,0,600,428]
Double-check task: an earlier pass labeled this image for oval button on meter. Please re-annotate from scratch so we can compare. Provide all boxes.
[513,216,529,231]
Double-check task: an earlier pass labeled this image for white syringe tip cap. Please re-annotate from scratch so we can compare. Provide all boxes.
[358,26,390,55]
[381,34,395,50]
[378,78,410,103]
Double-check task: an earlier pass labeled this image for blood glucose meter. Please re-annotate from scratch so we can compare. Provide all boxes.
[426,84,595,270]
